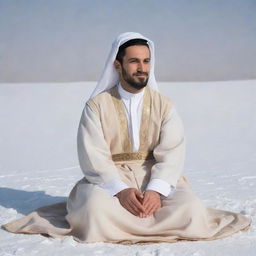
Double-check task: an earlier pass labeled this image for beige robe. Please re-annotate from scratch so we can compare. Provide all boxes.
[2,86,251,244]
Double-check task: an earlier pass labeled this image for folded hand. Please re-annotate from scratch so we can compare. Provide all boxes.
[141,190,161,218]
[116,188,145,217]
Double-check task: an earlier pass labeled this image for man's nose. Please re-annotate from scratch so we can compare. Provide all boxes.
[137,62,144,71]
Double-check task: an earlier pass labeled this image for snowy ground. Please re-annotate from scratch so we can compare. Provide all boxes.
[0,80,255,256]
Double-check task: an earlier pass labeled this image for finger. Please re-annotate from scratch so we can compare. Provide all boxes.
[130,195,145,213]
[134,190,144,200]
[128,197,143,214]
[145,204,156,216]
[120,199,138,215]
[140,211,146,218]
[144,200,159,215]
[141,212,148,218]
[144,198,154,214]
[126,201,140,216]
[148,203,161,216]
[144,202,152,214]
[142,194,150,208]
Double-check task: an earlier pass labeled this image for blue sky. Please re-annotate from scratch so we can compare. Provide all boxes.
[0,0,255,82]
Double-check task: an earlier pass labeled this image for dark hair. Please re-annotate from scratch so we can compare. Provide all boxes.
[115,38,149,63]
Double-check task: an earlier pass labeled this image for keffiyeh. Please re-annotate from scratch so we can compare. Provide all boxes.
[90,32,158,98]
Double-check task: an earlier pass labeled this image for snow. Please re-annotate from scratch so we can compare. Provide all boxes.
[0,80,255,255]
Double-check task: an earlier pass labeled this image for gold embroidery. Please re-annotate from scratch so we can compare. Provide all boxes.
[110,86,132,152]
[110,85,152,153]
[139,87,151,152]
[112,151,154,162]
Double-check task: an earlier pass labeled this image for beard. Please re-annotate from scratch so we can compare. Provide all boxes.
[121,66,149,90]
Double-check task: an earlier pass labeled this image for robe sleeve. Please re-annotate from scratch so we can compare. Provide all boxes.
[149,107,186,189]
[77,104,128,190]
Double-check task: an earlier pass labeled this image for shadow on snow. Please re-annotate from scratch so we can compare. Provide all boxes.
[0,187,67,215]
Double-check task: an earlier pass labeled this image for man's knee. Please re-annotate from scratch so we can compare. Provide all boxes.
[162,189,204,212]
[183,194,204,212]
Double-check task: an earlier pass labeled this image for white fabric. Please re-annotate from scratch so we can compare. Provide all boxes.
[90,32,158,98]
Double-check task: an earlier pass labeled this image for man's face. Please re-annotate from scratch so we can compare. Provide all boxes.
[118,45,151,91]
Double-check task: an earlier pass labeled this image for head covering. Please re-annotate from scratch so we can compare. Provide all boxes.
[90,32,158,98]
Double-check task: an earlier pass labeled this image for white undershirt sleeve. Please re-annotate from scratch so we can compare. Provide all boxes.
[146,178,175,197]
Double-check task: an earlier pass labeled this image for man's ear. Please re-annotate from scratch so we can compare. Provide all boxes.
[114,60,121,72]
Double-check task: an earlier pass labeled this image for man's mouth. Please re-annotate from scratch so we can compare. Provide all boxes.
[134,73,148,77]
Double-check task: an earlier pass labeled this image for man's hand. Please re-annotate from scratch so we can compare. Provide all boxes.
[116,188,145,217]
[141,190,161,217]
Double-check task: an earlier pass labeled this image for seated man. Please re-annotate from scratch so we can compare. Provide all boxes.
[2,32,251,244]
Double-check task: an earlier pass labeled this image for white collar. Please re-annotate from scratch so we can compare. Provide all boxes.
[118,83,145,100]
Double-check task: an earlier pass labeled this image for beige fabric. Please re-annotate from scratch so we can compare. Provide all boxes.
[2,86,251,243]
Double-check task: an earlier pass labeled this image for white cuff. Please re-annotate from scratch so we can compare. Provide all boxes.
[163,186,176,199]
[146,179,173,197]
[99,179,129,196]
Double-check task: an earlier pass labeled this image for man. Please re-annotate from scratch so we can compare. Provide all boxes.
[104,38,162,218]
[79,37,175,219]
[3,32,250,243]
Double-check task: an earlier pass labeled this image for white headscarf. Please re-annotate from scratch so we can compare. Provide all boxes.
[90,32,158,98]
